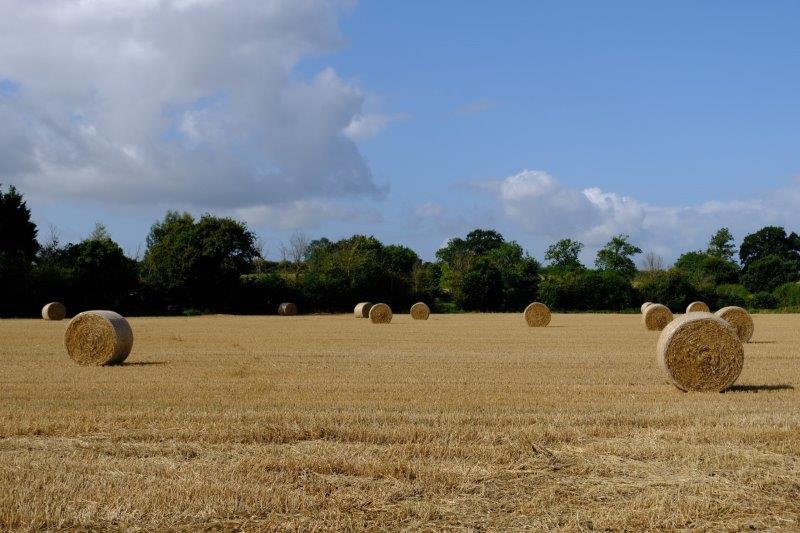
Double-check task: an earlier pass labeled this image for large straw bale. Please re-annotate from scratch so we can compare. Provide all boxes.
[657,312,744,392]
[640,302,653,313]
[524,302,551,327]
[64,310,133,366]
[410,302,430,320]
[278,303,297,316]
[715,306,754,342]
[643,303,673,331]
[369,303,392,324]
[354,302,373,318]
[686,301,710,313]
[42,302,66,321]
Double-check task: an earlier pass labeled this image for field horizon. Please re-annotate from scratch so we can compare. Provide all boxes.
[2,313,798,530]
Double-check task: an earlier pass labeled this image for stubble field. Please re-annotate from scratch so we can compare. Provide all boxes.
[1,313,799,531]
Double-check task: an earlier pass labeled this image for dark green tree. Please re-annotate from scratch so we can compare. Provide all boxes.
[544,238,584,270]
[458,257,503,311]
[0,184,39,316]
[143,212,260,311]
[637,268,702,311]
[675,251,739,286]
[463,229,505,255]
[595,234,642,279]
[739,226,800,268]
[539,270,635,311]
[738,226,800,292]
[0,184,38,259]
[436,229,539,311]
[740,255,799,293]
[302,235,416,311]
[60,230,139,311]
[486,241,540,310]
[707,227,736,262]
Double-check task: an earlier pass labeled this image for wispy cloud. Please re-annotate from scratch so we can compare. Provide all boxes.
[343,112,409,141]
[233,199,383,231]
[452,99,496,117]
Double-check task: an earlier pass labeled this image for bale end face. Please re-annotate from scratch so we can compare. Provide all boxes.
[354,302,373,318]
[64,310,133,366]
[369,303,392,324]
[524,302,551,327]
[686,301,710,313]
[278,303,297,316]
[410,302,430,320]
[657,312,744,392]
[643,304,673,331]
[715,306,754,342]
[42,302,66,321]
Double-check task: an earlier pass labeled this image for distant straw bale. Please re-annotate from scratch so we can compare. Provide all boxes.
[354,302,373,318]
[657,312,744,392]
[278,303,297,316]
[42,302,66,321]
[410,302,430,320]
[369,303,392,324]
[715,306,754,342]
[686,301,710,313]
[641,302,653,313]
[64,310,133,366]
[643,304,673,331]
[524,302,551,327]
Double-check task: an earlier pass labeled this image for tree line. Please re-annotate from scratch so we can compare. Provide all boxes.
[2,184,800,317]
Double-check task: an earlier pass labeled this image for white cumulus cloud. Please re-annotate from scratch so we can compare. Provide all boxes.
[483,169,800,262]
[0,0,387,210]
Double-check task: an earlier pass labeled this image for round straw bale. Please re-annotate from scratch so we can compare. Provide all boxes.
[641,302,653,313]
[686,301,710,313]
[354,302,373,318]
[657,312,744,392]
[714,306,754,342]
[41,302,66,321]
[64,310,133,366]
[643,303,673,331]
[369,303,392,324]
[524,302,551,327]
[278,302,297,316]
[410,302,430,320]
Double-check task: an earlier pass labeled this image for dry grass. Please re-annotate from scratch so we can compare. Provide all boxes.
[1,313,799,531]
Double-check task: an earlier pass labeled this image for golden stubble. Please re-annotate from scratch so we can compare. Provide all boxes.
[1,313,798,530]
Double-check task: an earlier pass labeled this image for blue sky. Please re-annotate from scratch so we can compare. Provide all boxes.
[1,1,799,264]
